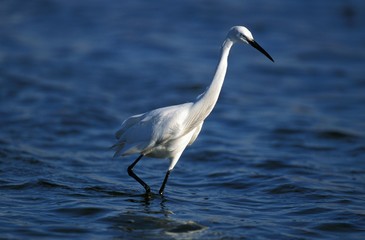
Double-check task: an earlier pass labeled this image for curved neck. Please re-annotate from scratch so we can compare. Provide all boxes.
[198,39,233,107]
[185,38,234,129]
[194,39,234,113]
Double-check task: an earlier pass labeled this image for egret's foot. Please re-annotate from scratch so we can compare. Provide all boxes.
[143,190,153,201]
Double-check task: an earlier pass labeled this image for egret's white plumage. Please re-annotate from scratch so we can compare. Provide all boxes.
[113,26,274,195]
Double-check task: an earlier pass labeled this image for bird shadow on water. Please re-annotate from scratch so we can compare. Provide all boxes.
[100,191,207,239]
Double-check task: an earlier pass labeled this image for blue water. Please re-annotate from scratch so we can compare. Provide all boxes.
[1,0,365,239]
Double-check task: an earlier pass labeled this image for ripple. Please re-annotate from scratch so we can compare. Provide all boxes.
[84,186,131,197]
[316,129,360,141]
[254,159,307,170]
[349,146,365,157]
[0,179,72,191]
[314,222,361,233]
[292,143,336,152]
[54,207,109,218]
[165,221,207,236]
[291,207,331,215]
[267,183,313,195]
[271,127,305,136]
[46,226,90,234]
[36,179,72,189]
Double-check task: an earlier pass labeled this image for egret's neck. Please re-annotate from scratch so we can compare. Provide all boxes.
[189,39,234,125]
[201,39,234,107]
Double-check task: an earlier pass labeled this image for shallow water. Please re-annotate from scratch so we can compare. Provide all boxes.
[1,0,365,239]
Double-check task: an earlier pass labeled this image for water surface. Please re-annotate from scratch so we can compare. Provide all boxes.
[1,0,365,239]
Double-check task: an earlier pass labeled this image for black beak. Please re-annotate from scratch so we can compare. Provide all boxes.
[249,40,274,62]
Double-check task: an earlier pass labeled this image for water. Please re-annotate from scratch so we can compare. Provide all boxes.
[1,0,365,239]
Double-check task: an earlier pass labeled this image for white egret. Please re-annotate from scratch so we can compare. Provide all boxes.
[113,26,274,195]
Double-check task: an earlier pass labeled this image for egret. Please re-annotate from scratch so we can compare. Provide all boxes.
[113,26,274,195]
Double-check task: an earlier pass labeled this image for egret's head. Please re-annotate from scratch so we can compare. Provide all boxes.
[228,26,274,62]
[228,26,254,44]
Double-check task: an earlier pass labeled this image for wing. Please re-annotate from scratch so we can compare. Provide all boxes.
[113,103,193,157]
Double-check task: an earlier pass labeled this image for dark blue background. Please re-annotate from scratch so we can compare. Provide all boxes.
[1,0,365,239]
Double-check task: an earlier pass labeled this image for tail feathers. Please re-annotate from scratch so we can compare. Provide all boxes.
[115,128,125,140]
[115,113,145,139]
[112,140,148,159]
[111,142,125,158]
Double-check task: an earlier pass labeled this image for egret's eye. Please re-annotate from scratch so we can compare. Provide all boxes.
[238,33,246,40]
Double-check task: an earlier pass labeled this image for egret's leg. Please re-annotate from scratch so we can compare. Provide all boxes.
[159,170,171,195]
[128,154,150,193]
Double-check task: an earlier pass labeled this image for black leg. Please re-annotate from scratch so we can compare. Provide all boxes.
[159,170,171,195]
[127,154,150,193]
